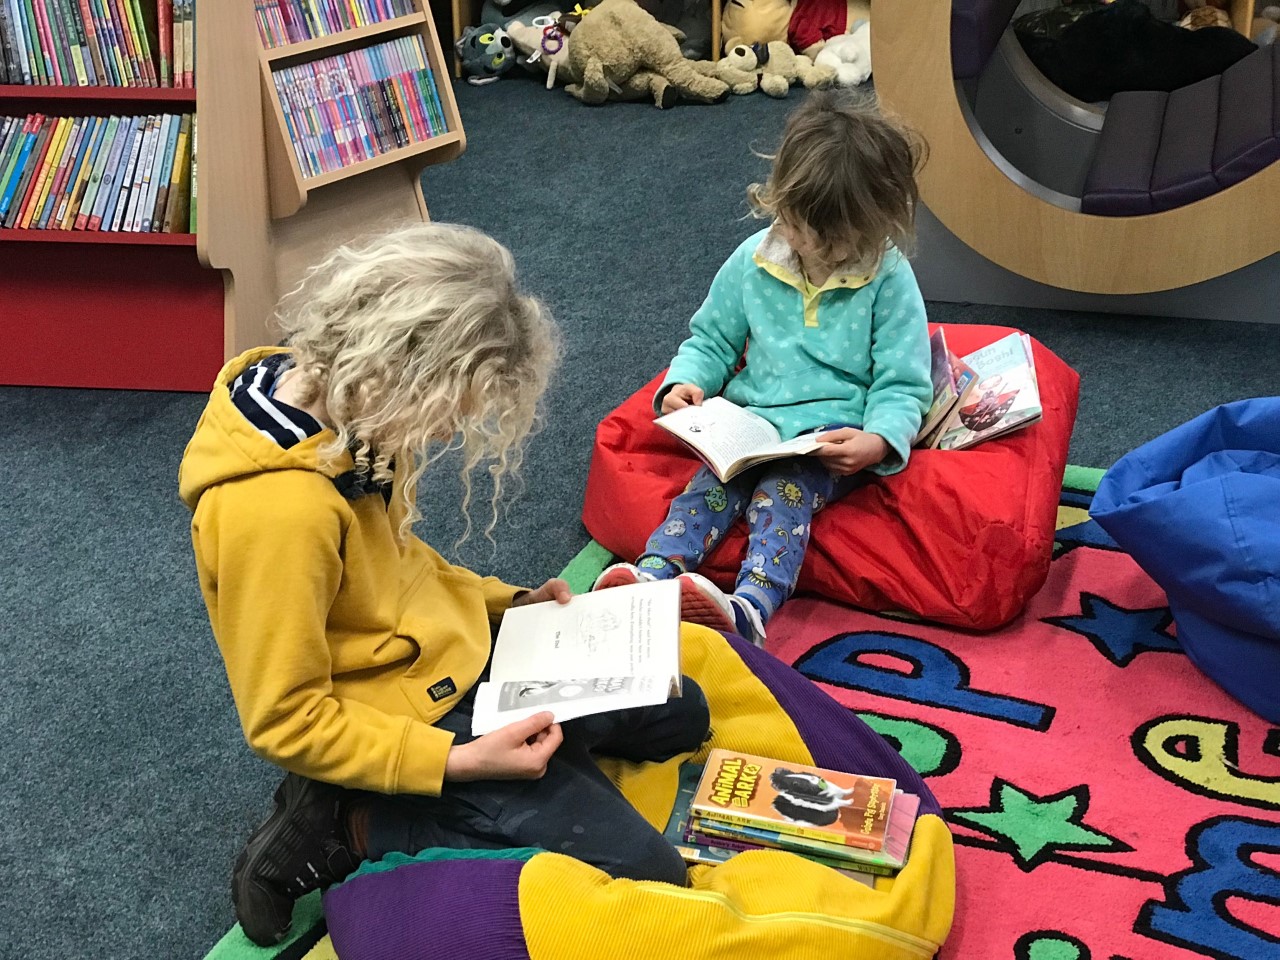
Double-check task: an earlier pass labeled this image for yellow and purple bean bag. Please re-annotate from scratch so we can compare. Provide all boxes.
[321,626,956,960]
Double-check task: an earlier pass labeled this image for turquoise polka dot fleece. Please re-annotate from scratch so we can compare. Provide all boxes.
[660,228,933,476]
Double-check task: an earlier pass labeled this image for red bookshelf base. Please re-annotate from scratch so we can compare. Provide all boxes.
[0,242,225,391]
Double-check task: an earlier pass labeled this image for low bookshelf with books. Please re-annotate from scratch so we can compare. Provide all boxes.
[1,1,466,391]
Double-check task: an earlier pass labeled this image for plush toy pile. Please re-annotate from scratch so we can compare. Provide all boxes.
[460,0,877,105]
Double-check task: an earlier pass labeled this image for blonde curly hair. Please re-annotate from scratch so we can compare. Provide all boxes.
[275,222,558,541]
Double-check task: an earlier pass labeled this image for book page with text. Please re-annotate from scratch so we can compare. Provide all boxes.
[655,397,787,473]
[488,579,681,684]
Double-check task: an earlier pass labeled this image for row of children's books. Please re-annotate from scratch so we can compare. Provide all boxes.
[272,33,447,178]
[0,0,194,88]
[255,0,417,49]
[664,749,921,882]
[0,110,193,232]
[917,329,1043,451]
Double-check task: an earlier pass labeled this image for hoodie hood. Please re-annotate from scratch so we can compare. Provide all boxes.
[179,347,354,512]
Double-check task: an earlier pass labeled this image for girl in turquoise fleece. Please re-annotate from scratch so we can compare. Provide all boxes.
[595,92,933,646]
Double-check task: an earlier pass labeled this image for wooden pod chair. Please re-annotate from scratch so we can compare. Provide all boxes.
[874,0,1280,322]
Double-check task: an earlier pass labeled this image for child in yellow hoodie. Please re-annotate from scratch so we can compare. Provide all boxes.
[179,223,709,946]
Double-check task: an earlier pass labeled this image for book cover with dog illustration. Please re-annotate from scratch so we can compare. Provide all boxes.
[689,749,896,850]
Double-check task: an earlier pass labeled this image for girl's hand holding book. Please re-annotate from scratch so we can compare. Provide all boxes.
[445,712,564,782]
[661,383,705,414]
[813,428,889,476]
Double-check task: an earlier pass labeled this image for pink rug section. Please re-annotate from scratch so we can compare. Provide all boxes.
[768,518,1280,960]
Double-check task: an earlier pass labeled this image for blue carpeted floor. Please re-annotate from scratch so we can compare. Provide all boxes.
[2,77,1279,960]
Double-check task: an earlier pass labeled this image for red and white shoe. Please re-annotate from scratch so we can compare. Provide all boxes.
[592,562,656,591]
[675,572,738,634]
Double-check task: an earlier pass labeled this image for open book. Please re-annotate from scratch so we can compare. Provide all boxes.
[654,396,822,482]
[933,332,1042,451]
[470,579,683,735]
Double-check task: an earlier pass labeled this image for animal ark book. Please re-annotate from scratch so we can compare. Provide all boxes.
[690,790,921,875]
[690,749,896,850]
[469,579,683,735]
[654,396,822,482]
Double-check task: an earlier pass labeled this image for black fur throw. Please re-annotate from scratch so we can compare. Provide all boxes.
[1020,0,1256,102]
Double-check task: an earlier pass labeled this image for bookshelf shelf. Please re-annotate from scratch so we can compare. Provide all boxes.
[0,228,196,245]
[301,131,463,188]
[263,13,428,64]
[0,85,198,104]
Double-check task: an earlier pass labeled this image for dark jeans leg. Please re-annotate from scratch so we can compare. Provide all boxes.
[363,679,709,885]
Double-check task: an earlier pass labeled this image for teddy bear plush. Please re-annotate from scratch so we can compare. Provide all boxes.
[564,0,729,107]
[719,0,792,49]
[813,16,870,85]
[697,42,763,94]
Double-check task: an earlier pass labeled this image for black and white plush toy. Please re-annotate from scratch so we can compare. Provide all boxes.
[456,24,516,85]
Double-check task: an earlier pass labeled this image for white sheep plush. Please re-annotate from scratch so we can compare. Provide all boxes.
[814,18,871,87]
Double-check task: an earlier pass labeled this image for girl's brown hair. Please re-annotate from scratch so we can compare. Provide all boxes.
[748,91,928,272]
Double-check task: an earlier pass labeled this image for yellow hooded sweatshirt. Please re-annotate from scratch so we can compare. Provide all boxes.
[178,348,524,798]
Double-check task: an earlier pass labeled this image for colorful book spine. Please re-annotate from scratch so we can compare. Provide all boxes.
[6,116,52,225]
[186,110,193,231]
[106,110,145,229]
[37,114,83,227]
[21,115,68,226]
[121,109,155,229]
[160,110,188,232]
[87,112,132,228]
[74,111,116,227]
[0,116,37,217]
[6,0,32,84]
[54,112,99,225]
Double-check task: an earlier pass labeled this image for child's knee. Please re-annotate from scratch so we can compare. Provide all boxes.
[624,833,691,887]
[667,677,712,755]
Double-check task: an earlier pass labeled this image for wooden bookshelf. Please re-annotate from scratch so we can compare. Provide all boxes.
[1,1,464,391]
[259,0,464,221]
[0,85,198,104]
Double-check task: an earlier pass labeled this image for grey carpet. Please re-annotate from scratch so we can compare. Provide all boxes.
[2,76,1278,960]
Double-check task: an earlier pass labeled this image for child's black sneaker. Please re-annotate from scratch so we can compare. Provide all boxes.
[231,773,359,946]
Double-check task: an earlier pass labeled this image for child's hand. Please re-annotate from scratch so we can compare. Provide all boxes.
[813,428,889,476]
[445,712,564,781]
[512,578,572,607]
[661,384,704,414]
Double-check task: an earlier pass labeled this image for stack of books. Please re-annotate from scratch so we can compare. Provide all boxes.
[255,1,418,49]
[916,328,1043,451]
[0,110,194,232]
[664,749,921,882]
[271,32,447,178]
[0,0,196,88]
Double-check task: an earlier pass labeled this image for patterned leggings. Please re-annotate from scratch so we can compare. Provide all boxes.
[638,457,860,621]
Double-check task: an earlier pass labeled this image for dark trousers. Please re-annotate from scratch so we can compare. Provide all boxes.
[363,676,710,886]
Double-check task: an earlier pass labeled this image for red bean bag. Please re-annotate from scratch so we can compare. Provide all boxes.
[583,324,1080,631]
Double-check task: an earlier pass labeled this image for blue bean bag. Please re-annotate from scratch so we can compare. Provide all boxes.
[1091,399,1280,722]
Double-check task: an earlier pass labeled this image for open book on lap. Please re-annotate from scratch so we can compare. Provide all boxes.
[654,397,821,482]
[470,580,683,735]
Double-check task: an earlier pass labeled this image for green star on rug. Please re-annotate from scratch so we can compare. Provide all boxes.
[949,779,1132,871]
